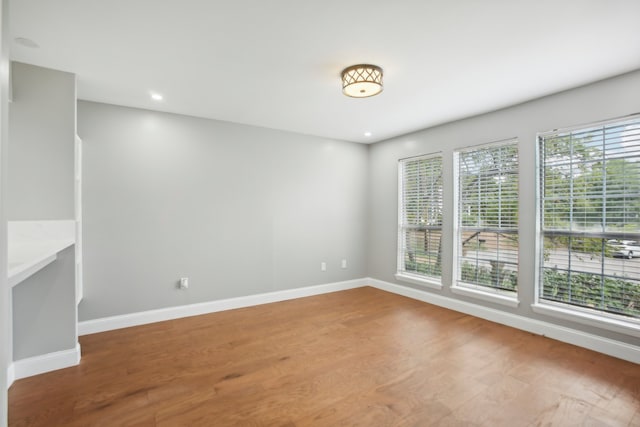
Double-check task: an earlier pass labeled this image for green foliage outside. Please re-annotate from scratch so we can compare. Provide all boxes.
[541,125,640,318]
[402,122,640,319]
[401,156,443,279]
[543,268,640,318]
[402,158,442,227]
[542,134,640,232]
[461,261,517,291]
[458,144,519,290]
[404,257,441,278]
[459,144,519,229]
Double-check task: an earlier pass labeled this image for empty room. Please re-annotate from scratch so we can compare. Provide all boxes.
[1,0,639,426]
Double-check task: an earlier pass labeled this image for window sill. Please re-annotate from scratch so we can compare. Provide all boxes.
[451,284,520,308]
[531,302,640,338]
[395,273,442,290]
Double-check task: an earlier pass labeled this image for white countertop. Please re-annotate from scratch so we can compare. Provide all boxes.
[8,220,76,287]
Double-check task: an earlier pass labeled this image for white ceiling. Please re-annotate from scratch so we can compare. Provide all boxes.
[9,0,640,143]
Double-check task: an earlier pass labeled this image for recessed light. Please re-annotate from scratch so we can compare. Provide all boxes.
[150,93,163,101]
[14,37,39,48]
[364,132,372,137]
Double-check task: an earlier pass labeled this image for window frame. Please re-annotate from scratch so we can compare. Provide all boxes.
[452,138,520,307]
[396,152,443,290]
[534,114,640,337]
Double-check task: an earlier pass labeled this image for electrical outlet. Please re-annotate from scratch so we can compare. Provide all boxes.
[321,262,327,271]
[179,277,189,289]
[341,259,347,269]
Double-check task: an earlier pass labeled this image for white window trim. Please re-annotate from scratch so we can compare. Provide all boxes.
[537,113,640,139]
[395,272,443,290]
[397,152,443,285]
[535,113,640,331]
[452,283,520,308]
[452,138,520,305]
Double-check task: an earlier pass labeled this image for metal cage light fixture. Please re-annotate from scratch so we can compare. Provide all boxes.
[341,64,383,98]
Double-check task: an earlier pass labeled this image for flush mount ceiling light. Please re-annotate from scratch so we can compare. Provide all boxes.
[341,64,383,98]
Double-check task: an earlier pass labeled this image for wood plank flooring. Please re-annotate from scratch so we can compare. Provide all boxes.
[8,287,640,426]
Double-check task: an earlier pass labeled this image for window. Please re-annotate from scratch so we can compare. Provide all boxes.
[455,140,519,300]
[397,153,443,287]
[538,115,640,324]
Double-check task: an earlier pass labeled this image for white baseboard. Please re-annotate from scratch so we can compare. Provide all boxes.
[78,276,639,364]
[367,278,640,364]
[10,277,636,388]
[11,343,81,382]
[79,278,368,336]
[6,363,15,388]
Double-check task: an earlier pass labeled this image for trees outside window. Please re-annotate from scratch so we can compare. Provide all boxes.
[397,154,443,283]
[539,117,640,319]
[455,140,519,293]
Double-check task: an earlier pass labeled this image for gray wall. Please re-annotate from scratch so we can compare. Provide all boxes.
[7,62,77,365]
[12,246,76,359]
[8,62,75,220]
[368,69,640,346]
[78,101,368,320]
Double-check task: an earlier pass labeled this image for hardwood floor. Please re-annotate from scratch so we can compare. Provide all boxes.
[8,287,640,426]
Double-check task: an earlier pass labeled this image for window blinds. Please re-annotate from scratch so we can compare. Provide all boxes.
[457,140,519,292]
[539,116,640,319]
[398,154,443,280]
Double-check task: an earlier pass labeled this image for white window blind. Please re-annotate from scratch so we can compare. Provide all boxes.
[398,154,443,281]
[456,140,519,292]
[539,115,640,320]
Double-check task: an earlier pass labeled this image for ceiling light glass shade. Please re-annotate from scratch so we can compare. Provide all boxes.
[341,64,383,98]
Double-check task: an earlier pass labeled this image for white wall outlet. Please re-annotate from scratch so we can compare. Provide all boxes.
[341,259,347,269]
[179,277,189,289]
[321,262,327,271]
